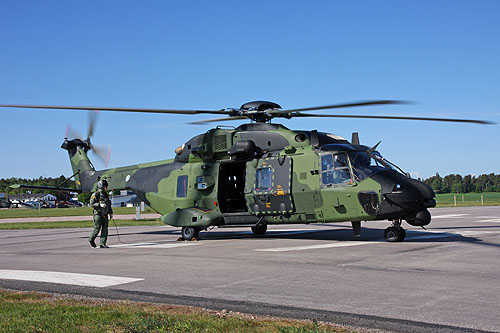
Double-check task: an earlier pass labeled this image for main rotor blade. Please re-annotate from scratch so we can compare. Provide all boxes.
[189,116,248,124]
[0,104,230,115]
[87,111,98,139]
[278,100,410,113]
[289,112,495,124]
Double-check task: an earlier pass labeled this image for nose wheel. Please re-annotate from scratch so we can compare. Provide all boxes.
[181,226,200,240]
[384,220,406,242]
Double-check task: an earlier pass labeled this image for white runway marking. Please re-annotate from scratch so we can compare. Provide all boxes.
[255,241,379,252]
[0,269,143,287]
[431,214,470,219]
[254,229,500,252]
[112,242,201,249]
[422,230,500,237]
[477,218,500,223]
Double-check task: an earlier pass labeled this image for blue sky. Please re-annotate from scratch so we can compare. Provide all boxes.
[1,1,499,179]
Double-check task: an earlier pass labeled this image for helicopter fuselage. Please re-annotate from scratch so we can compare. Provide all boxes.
[65,122,435,242]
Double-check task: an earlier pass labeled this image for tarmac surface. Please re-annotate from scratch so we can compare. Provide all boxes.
[1,206,500,332]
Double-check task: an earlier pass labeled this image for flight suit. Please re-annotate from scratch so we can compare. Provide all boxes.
[89,188,113,247]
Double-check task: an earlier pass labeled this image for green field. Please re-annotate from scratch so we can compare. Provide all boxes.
[0,289,352,333]
[0,206,156,219]
[435,192,500,207]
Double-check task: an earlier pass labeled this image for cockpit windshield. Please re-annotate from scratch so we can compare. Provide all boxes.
[348,151,407,181]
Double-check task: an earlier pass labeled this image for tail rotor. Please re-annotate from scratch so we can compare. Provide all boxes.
[64,111,111,168]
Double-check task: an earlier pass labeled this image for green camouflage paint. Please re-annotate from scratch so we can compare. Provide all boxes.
[63,122,431,234]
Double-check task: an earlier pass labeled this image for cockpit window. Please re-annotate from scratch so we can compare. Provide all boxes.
[348,151,407,181]
[256,167,272,192]
[320,153,352,186]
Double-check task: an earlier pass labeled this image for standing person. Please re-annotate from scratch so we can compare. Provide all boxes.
[88,179,113,248]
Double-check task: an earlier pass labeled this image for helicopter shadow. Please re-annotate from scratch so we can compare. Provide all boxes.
[217,226,500,249]
[123,222,500,250]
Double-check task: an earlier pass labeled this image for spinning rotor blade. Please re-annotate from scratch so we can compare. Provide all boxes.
[91,144,111,167]
[64,111,111,167]
[289,112,495,124]
[0,104,230,115]
[65,125,84,140]
[189,116,248,124]
[275,100,410,114]
[87,110,98,139]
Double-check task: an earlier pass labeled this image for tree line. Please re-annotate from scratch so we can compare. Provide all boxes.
[422,173,500,193]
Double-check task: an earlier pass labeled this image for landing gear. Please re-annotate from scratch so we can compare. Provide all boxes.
[181,226,199,240]
[251,224,267,235]
[384,220,406,242]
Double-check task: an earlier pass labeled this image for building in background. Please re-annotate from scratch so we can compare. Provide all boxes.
[9,193,57,208]
[111,190,142,208]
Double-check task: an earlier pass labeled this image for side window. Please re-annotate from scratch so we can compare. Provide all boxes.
[255,167,272,192]
[176,175,188,197]
[321,153,352,186]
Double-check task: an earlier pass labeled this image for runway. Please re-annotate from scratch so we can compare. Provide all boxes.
[1,206,500,332]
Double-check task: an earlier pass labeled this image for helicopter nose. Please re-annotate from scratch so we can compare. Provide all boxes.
[371,171,436,225]
[384,177,436,209]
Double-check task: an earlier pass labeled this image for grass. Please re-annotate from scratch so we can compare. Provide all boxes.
[0,219,163,230]
[0,289,355,333]
[435,192,500,207]
[0,206,157,219]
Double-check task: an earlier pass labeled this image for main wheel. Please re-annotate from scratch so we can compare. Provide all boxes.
[384,226,404,242]
[181,226,199,240]
[251,224,267,235]
[399,228,406,241]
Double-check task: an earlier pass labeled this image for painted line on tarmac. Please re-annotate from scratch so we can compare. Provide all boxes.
[254,229,500,252]
[112,242,201,249]
[421,230,500,236]
[476,218,500,223]
[431,214,470,219]
[0,269,143,287]
[254,241,380,252]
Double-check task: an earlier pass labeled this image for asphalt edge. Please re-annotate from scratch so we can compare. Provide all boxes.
[0,279,493,333]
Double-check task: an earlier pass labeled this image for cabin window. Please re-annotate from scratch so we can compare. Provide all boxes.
[176,175,188,197]
[255,167,272,192]
[320,153,352,186]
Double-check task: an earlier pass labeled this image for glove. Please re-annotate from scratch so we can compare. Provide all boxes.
[109,214,113,220]
[99,202,106,208]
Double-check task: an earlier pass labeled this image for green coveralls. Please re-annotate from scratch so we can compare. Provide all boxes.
[89,189,113,246]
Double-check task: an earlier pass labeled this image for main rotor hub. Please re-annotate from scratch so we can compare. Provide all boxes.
[240,101,282,111]
[239,101,282,122]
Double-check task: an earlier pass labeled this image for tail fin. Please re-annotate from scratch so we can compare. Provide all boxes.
[61,139,96,192]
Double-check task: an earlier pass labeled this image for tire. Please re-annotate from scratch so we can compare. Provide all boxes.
[399,228,406,241]
[251,224,267,235]
[181,226,199,240]
[384,226,403,242]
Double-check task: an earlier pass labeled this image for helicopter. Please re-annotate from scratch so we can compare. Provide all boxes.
[0,100,494,242]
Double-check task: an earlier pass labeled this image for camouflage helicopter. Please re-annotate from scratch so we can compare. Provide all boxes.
[0,100,493,242]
